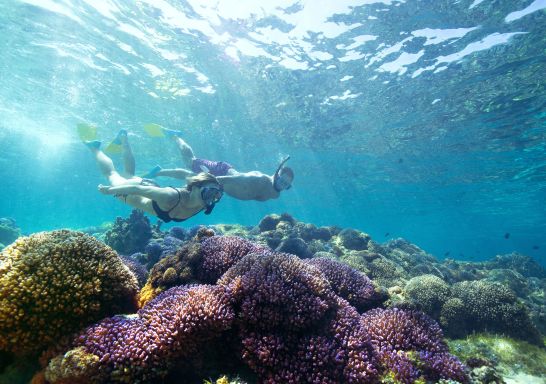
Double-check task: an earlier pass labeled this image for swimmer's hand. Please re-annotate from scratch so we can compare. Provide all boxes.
[98,184,113,194]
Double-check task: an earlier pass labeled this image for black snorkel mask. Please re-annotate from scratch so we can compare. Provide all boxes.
[201,185,223,215]
[273,155,292,192]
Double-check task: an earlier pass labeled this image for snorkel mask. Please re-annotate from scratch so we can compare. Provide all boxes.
[273,155,292,192]
[201,185,223,215]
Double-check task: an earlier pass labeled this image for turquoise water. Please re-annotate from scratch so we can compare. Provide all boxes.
[0,0,545,264]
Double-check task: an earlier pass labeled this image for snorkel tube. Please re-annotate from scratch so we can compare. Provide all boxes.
[201,185,223,215]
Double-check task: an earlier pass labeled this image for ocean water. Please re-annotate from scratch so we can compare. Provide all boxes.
[0,0,545,266]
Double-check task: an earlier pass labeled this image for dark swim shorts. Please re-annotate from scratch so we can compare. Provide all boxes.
[192,158,233,176]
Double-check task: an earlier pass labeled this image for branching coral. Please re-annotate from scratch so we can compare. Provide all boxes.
[361,308,469,383]
[443,280,542,344]
[305,257,386,312]
[104,210,152,255]
[219,252,335,331]
[0,230,138,355]
[39,235,468,384]
[44,285,235,384]
[404,274,451,317]
[239,298,379,384]
[140,236,270,306]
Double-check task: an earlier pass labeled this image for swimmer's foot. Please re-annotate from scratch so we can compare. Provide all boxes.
[84,140,101,150]
[162,128,183,138]
[112,129,128,145]
[141,165,162,179]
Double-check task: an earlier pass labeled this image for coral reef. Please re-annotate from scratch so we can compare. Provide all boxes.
[0,218,20,247]
[10,212,543,383]
[448,334,546,383]
[43,285,234,384]
[119,256,148,288]
[140,236,270,305]
[140,235,184,269]
[40,235,466,384]
[304,257,386,312]
[219,252,336,331]
[237,297,379,383]
[104,210,153,255]
[0,230,139,355]
[275,236,311,258]
[485,252,546,279]
[337,228,370,250]
[441,280,542,344]
[361,308,468,383]
[404,274,451,317]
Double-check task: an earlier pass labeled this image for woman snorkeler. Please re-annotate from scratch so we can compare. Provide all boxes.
[85,129,223,222]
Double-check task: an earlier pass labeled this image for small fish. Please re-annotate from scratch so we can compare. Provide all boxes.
[532,245,540,250]
[444,251,450,257]
[504,232,510,239]
[384,232,390,237]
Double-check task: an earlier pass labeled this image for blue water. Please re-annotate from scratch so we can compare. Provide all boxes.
[0,0,545,264]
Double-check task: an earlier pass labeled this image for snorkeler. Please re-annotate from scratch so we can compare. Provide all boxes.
[142,125,294,201]
[83,129,223,222]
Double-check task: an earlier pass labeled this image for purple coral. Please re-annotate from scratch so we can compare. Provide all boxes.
[168,226,187,240]
[44,285,234,383]
[361,308,468,383]
[42,236,467,384]
[240,304,378,383]
[198,236,271,283]
[305,257,386,312]
[219,252,335,330]
[120,255,148,288]
[219,250,380,383]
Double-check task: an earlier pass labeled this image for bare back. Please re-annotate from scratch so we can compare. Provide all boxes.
[217,171,280,201]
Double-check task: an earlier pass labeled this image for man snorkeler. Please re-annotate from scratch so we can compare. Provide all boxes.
[142,127,294,201]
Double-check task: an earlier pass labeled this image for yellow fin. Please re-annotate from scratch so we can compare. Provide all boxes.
[104,141,123,155]
[77,123,97,141]
[143,123,165,137]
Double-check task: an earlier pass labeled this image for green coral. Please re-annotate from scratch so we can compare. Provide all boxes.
[0,230,139,355]
[444,280,541,344]
[448,334,546,380]
[405,274,450,317]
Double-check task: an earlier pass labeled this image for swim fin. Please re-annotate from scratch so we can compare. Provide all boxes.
[104,129,127,155]
[77,123,97,141]
[144,123,166,137]
[141,165,162,179]
[104,141,123,155]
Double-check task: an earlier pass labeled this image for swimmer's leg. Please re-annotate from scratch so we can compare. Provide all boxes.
[118,129,136,177]
[171,135,196,169]
[86,142,126,186]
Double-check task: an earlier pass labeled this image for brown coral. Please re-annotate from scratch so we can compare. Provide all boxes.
[0,230,139,355]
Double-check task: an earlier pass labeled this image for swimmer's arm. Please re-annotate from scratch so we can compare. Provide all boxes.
[157,168,195,180]
[98,184,174,201]
[215,175,232,186]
